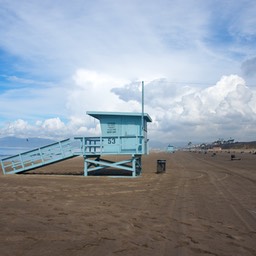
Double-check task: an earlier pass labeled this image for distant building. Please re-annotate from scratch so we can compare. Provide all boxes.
[212,146,222,151]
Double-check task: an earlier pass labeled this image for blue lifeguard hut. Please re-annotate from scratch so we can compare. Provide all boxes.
[75,111,152,176]
[167,144,175,153]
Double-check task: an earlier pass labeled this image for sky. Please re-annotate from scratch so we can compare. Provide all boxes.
[0,0,256,147]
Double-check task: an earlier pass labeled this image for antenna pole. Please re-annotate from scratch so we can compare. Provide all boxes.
[141,81,144,133]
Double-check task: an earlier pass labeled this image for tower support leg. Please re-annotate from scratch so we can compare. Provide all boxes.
[136,156,142,176]
[83,156,88,176]
[132,155,142,177]
[132,156,136,177]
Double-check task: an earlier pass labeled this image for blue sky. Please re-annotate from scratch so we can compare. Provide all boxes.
[0,0,256,146]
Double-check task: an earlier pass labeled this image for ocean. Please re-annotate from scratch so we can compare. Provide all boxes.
[0,147,32,159]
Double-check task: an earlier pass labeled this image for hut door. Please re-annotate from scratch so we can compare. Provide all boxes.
[121,119,138,152]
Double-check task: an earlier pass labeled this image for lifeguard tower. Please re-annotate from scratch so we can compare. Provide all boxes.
[167,144,175,153]
[0,111,152,177]
[0,81,152,176]
[75,111,152,176]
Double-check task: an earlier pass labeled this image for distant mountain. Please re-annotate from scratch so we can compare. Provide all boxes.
[0,136,56,148]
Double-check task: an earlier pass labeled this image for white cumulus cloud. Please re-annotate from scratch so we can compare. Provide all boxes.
[112,74,256,143]
[1,74,255,145]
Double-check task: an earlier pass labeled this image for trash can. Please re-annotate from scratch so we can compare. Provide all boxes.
[157,160,166,173]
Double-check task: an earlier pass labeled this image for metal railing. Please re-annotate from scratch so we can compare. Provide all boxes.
[74,135,144,155]
[0,139,76,174]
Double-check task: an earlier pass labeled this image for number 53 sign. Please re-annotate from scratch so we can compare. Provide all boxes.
[108,138,116,144]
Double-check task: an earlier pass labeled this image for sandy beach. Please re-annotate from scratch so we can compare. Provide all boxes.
[0,151,255,255]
